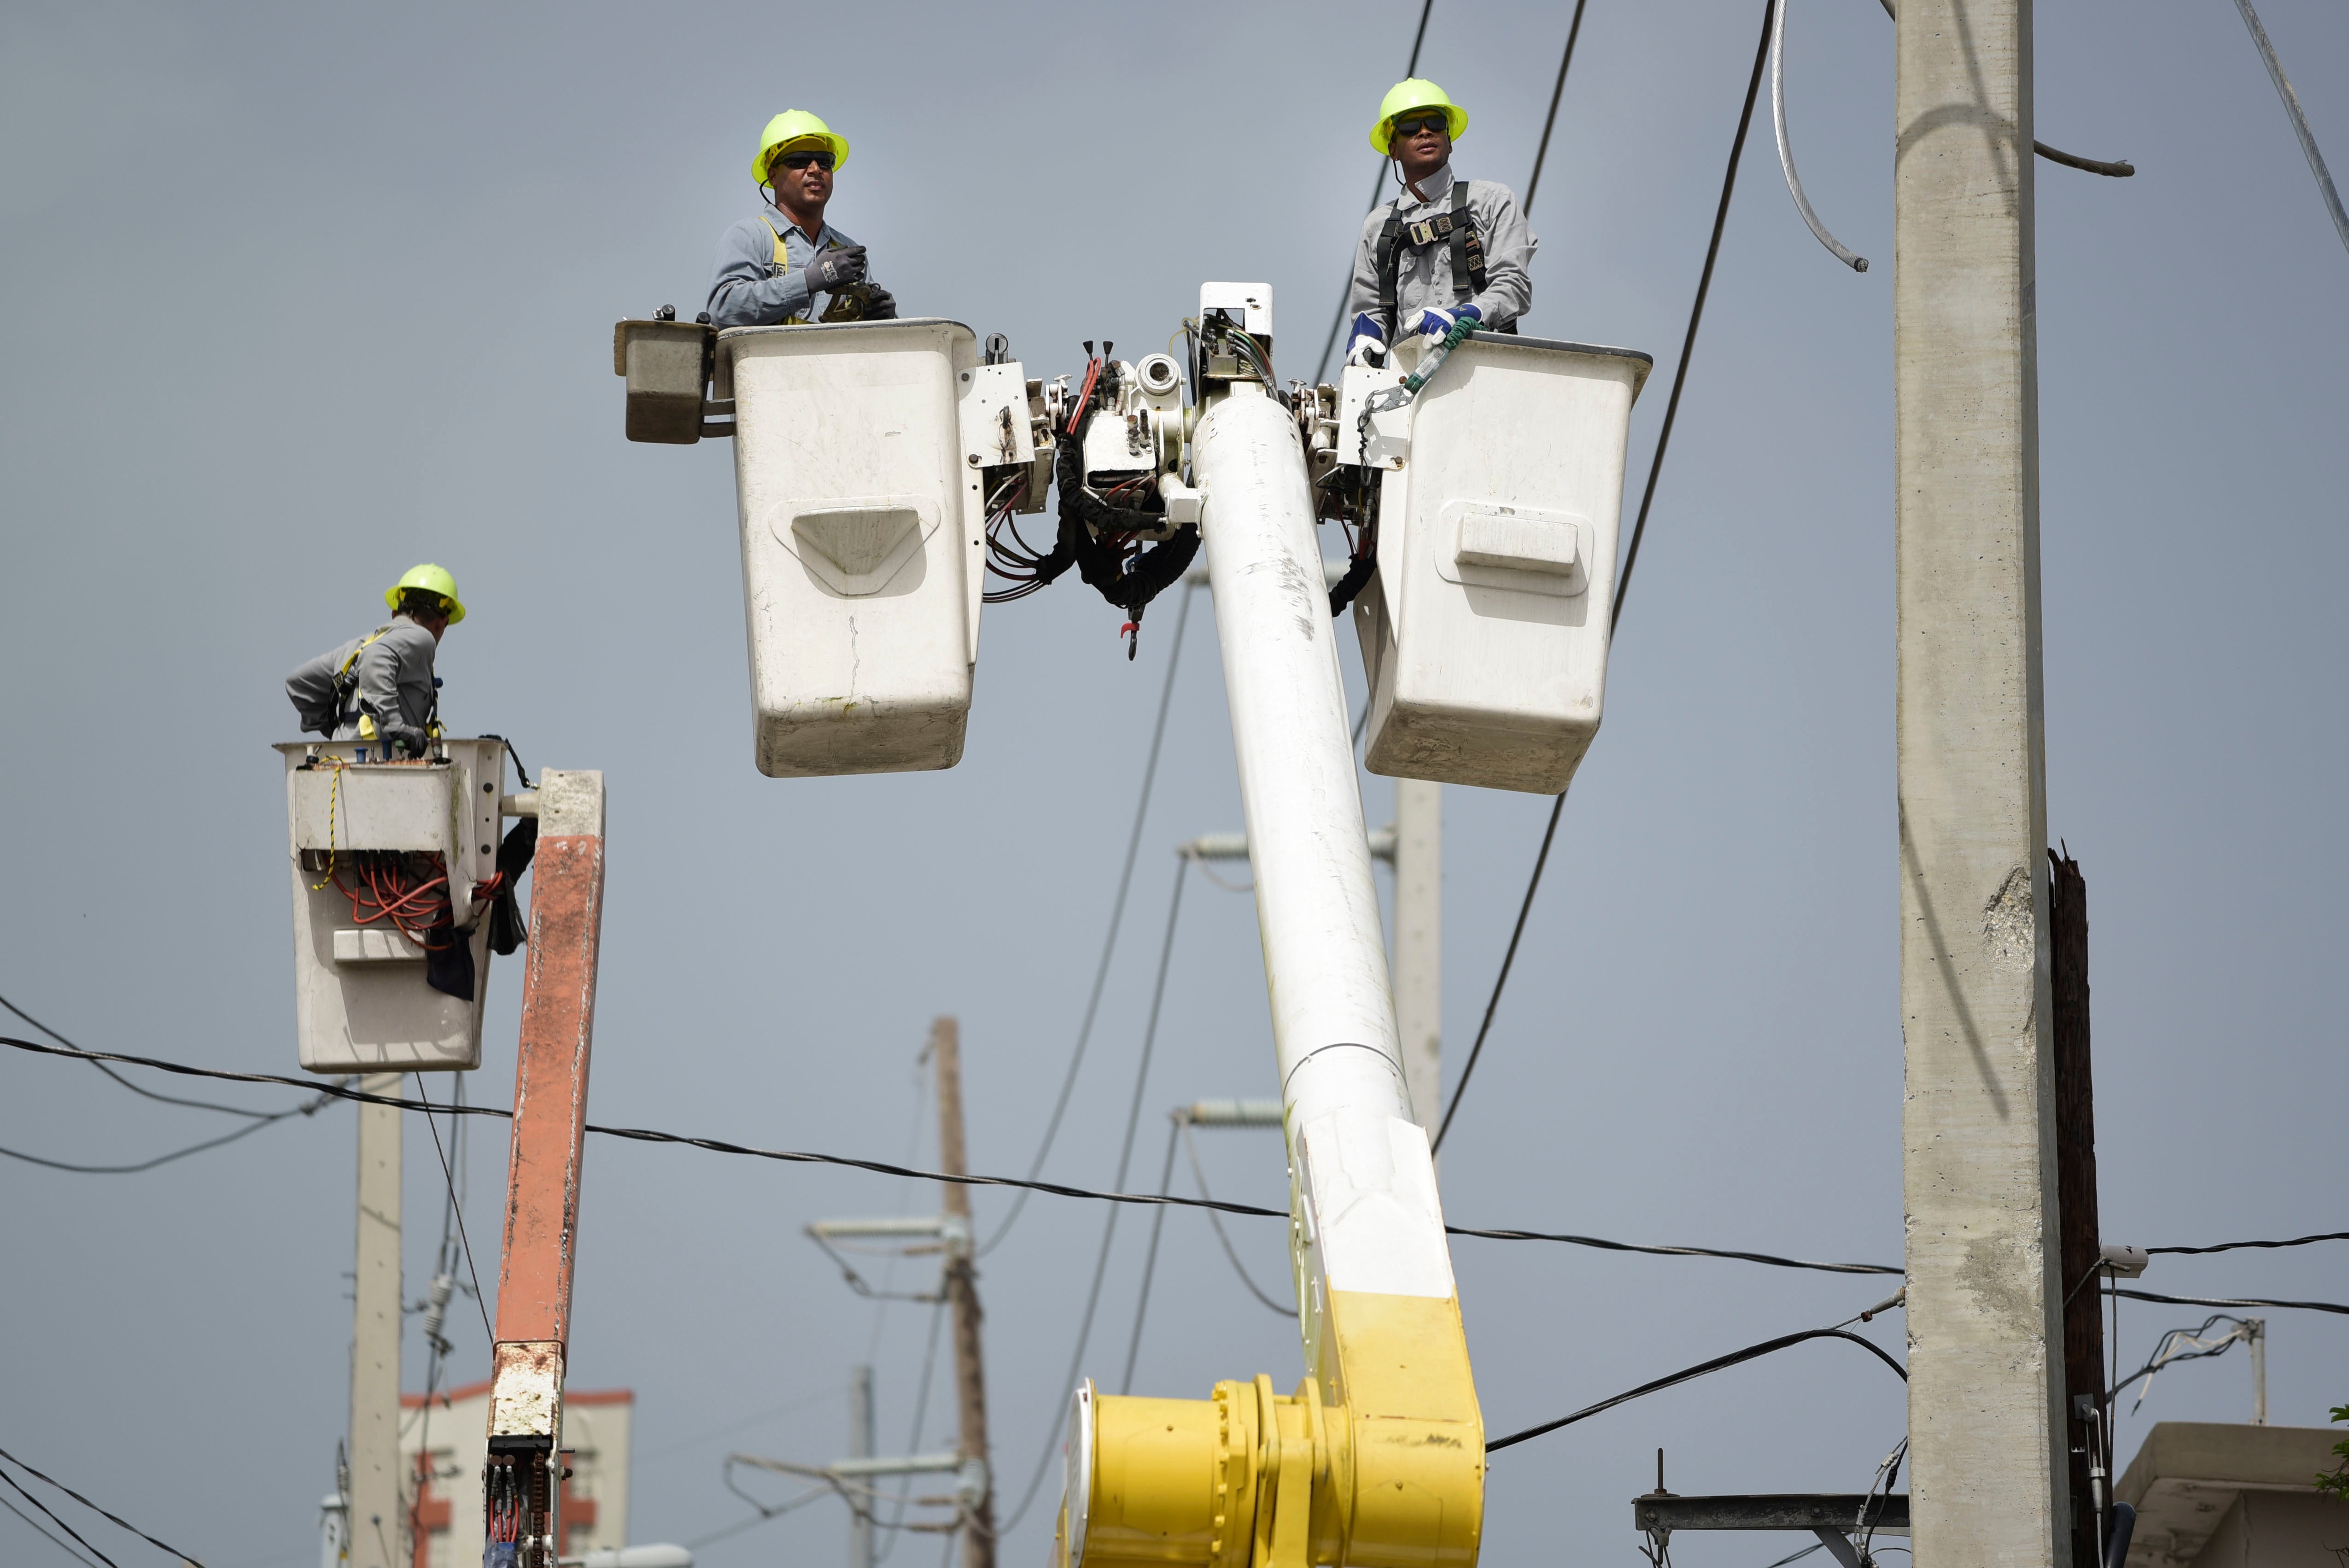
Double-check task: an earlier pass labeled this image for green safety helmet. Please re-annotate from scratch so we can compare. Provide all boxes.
[1370,78,1469,154]
[754,110,851,184]
[386,563,466,624]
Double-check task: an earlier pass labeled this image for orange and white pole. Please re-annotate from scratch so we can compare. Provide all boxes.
[482,771,606,1568]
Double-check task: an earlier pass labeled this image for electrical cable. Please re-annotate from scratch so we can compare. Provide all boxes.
[1771,0,1868,270]
[0,1473,114,1568]
[2115,1287,2349,1318]
[2231,0,2349,255]
[1180,1114,1294,1315]
[0,1492,105,1568]
[1484,1324,1906,1453]
[0,990,278,1119]
[1118,1117,1186,1395]
[413,1075,496,1347]
[999,859,1190,1534]
[1868,0,2133,176]
[0,1444,203,1567]
[12,1035,2343,1303]
[0,1097,339,1174]
[1521,0,1592,219]
[1428,785,1566,1154]
[1431,0,1777,1156]
[2112,1314,2256,1412]
[1313,0,1438,385]
[2150,1231,2349,1256]
[978,581,1196,1257]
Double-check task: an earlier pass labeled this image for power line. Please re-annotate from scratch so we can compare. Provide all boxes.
[980,580,1195,1257]
[1430,789,1565,1154]
[1179,1115,1293,1315]
[0,1444,205,1567]
[2231,0,2349,257]
[2150,1231,2349,1257]
[0,989,280,1120]
[1311,0,1438,385]
[412,1075,495,1347]
[1431,0,1779,1154]
[1484,1324,1906,1454]
[1521,0,1592,218]
[12,1035,2346,1306]
[0,1473,114,1568]
[1000,857,1190,1534]
[0,1491,105,1568]
[2116,1287,2349,1318]
[0,1096,339,1175]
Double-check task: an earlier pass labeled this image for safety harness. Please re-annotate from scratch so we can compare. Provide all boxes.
[328,624,441,748]
[1373,177,1517,341]
[762,217,873,324]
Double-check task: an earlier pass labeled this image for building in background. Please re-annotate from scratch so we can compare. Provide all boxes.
[2118,1422,2346,1568]
[399,1382,633,1568]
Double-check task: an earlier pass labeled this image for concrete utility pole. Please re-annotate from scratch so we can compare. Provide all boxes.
[349,1072,403,1568]
[1391,780,1442,1136]
[1895,6,2069,1568]
[849,1365,876,1568]
[931,1017,996,1568]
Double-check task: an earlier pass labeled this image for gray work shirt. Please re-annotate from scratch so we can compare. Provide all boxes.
[706,210,872,328]
[1346,163,1536,337]
[286,614,440,752]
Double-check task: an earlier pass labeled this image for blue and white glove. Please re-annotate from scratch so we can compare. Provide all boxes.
[1408,302,1482,338]
[1344,311,1388,368]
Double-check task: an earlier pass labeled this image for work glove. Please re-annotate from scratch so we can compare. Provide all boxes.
[1344,311,1387,368]
[1408,302,1481,338]
[386,723,430,760]
[860,285,898,319]
[803,244,868,293]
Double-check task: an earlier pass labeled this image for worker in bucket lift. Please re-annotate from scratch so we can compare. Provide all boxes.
[1343,79,1535,369]
[284,564,463,760]
[707,110,899,328]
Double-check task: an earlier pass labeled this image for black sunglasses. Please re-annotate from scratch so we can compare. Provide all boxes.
[777,150,835,171]
[1391,114,1448,139]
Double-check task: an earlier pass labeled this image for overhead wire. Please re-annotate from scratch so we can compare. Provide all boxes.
[1118,1115,1187,1395]
[1484,1323,1907,1453]
[9,1034,2344,1304]
[2229,0,2349,255]
[0,1444,204,1567]
[1180,1115,1294,1315]
[1000,855,1190,1534]
[978,580,1196,1257]
[0,989,279,1119]
[0,1475,114,1568]
[2150,1231,2349,1256]
[1432,0,1779,1154]
[1770,0,1868,270]
[413,1074,496,1347]
[0,1492,105,1568]
[1522,0,1592,219]
[1312,0,1439,385]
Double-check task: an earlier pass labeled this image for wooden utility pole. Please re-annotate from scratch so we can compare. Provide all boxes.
[1895,3,2069,1565]
[2050,849,2104,1568]
[932,1016,998,1568]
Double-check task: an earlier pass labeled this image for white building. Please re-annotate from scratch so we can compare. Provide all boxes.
[398,1380,634,1568]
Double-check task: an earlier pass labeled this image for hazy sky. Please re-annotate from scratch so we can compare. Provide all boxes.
[3,2,2345,1565]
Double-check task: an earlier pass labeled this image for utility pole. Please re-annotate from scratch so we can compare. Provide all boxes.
[931,1017,996,1568]
[1391,780,1441,1137]
[1895,5,2068,1568]
[849,1366,876,1568]
[349,1072,403,1568]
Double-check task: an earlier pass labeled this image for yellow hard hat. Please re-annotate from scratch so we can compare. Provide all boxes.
[754,110,851,184]
[386,563,466,624]
[1370,79,1469,154]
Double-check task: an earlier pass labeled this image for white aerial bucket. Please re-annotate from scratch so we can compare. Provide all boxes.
[1350,333,1652,794]
[278,738,505,1072]
[719,319,1026,778]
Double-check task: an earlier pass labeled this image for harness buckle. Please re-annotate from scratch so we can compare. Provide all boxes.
[1405,215,1454,246]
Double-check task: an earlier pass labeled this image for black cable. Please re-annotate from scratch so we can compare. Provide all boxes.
[1181,1115,1293,1315]
[0,1491,105,1568]
[1429,787,1566,1153]
[980,581,1195,1256]
[413,1076,496,1347]
[2149,1231,2349,1256]
[1312,0,1438,385]
[13,1036,2342,1304]
[2116,1287,2349,1317]
[1001,859,1189,1533]
[0,1472,114,1568]
[1118,1117,1186,1395]
[1432,0,1777,1155]
[1521,0,1592,218]
[0,990,277,1119]
[0,1445,202,1567]
[1485,1325,1905,1453]
[0,1106,322,1174]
